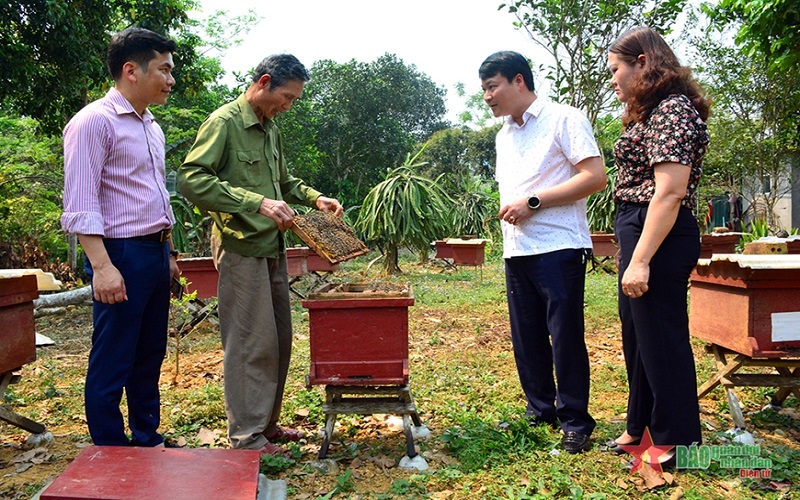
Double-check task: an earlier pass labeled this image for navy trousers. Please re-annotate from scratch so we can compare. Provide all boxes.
[616,202,702,447]
[84,238,170,446]
[505,248,595,435]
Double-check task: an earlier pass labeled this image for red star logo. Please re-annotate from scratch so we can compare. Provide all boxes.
[618,427,674,474]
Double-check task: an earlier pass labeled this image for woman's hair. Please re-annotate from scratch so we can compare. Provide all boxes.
[609,26,709,126]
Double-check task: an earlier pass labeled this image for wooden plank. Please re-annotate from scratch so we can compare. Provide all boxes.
[726,374,800,387]
[0,405,45,434]
[323,400,416,415]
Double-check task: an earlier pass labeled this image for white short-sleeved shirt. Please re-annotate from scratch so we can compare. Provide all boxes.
[495,98,600,258]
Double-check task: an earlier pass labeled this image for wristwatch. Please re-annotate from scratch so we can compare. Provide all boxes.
[169,249,179,258]
[527,194,542,210]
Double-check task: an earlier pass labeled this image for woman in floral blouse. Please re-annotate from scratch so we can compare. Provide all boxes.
[605,26,710,467]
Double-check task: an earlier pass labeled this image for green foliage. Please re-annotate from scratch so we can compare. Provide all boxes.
[0,116,67,264]
[259,448,297,476]
[691,25,800,230]
[167,384,226,431]
[315,470,356,499]
[501,0,687,124]
[452,176,501,240]
[387,474,429,496]
[439,411,550,472]
[0,0,201,134]
[587,165,618,234]
[454,81,496,127]
[356,149,453,274]
[706,0,800,74]
[277,54,449,208]
[586,115,622,233]
[419,124,500,184]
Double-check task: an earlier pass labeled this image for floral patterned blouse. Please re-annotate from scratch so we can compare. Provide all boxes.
[613,94,709,210]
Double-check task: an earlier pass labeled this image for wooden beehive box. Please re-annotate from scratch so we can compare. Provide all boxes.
[590,233,617,258]
[286,246,309,277]
[447,238,487,266]
[433,240,455,260]
[690,254,800,357]
[177,257,218,299]
[699,232,744,258]
[0,274,39,373]
[302,283,413,385]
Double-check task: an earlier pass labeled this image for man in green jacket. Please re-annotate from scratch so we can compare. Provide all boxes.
[178,54,343,457]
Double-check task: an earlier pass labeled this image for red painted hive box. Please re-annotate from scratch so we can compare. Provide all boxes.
[177,257,218,299]
[0,274,39,373]
[690,254,800,357]
[447,239,487,266]
[286,247,309,277]
[302,283,414,385]
[434,240,455,259]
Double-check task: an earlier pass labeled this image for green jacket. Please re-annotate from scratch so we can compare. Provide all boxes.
[178,93,322,258]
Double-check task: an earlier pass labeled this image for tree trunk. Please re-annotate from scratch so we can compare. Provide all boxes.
[382,245,402,275]
[33,286,92,309]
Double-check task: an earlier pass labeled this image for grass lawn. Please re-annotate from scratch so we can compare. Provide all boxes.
[1,250,799,499]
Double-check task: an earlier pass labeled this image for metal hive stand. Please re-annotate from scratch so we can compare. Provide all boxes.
[319,384,423,459]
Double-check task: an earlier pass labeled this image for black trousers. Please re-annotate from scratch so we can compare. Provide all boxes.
[505,248,595,435]
[616,202,702,447]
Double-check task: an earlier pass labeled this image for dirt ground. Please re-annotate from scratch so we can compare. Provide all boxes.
[1,283,799,498]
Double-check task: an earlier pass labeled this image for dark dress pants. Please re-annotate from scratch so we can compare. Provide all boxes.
[84,238,170,446]
[616,203,702,447]
[505,248,595,435]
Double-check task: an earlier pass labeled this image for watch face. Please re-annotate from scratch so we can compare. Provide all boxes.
[528,196,541,209]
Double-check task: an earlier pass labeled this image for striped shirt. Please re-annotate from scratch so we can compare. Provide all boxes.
[61,87,174,238]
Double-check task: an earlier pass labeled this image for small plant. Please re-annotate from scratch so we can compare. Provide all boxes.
[356,147,453,274]
[316,470,355,499]
[440,412,550,472]
[259,452,294,476]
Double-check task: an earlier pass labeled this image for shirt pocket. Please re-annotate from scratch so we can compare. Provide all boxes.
[235,150,265,188]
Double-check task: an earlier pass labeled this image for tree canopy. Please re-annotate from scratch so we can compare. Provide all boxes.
[707,0,800,73]
[278,54,449,208]
[500,0,687,125]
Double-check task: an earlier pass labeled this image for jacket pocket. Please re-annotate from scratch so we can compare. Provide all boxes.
[236,150,264,187]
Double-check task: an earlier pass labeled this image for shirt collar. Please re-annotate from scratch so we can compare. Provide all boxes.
[106,87,154,122]
[506,96,546,128]
[237,93,268,130]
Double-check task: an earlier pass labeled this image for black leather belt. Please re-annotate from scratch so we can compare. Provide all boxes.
[127,229,172,243]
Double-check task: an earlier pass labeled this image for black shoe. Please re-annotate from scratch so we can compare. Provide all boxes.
[562,431,591,454]
[603,437,641,455]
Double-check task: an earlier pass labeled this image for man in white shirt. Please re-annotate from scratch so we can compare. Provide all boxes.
[479,51,607,454]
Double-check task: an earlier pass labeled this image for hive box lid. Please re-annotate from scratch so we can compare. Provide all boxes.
[698,254,800,270]
[40,446,260,500]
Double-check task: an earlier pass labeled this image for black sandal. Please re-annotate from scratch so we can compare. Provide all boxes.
[603,437,641,454]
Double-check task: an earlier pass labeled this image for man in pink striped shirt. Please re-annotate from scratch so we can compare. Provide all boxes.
[61,27,180,447]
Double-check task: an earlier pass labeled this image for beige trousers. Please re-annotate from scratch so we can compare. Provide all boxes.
[213,237,293,449]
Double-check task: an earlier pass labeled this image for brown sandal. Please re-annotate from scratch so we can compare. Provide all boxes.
[265,427,305,442]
